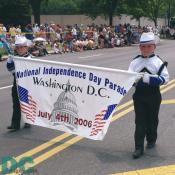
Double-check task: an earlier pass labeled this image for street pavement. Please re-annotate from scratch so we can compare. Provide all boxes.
[0,39,175,175]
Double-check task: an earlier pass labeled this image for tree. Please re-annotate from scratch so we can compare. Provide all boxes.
[125,0,166,26]
[171,0,175,17]
[0,0,31,26]
[78,0,101,19]
[98,0,119,26]
[28,0,48,25]
[123,0,145,26]
[41,0,79,15]
[164,0,175,26]
[146,0,166,26]
[79,0,122,26]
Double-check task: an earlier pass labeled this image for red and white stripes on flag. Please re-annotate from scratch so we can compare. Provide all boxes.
[20,95,37,123]
[18,85,37,123]
[90,109,107,136]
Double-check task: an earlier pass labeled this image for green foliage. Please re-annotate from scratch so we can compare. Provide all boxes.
[78,0,101,18]
[162,0,175,17]
[0,47,7,57]
[1,0,175,27]
[41,0,79,14]
[0,0,31,26]
[124,0,166,26]
[171,0,175,17]
[78,0,120,16]
[122,0,145,21]
[28,0,48,24]
[41,0,124,25]
[78,0,123,25]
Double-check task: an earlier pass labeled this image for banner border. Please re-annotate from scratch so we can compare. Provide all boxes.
[13,56,142,76]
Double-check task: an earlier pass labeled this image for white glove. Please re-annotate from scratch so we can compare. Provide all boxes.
[7,54,13,63]
[142,73,159,84]
[142,73,150,84]
[135,73,144,84]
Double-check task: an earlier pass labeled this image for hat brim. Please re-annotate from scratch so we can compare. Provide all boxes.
[15,44,28,47]
[140,40,155,45]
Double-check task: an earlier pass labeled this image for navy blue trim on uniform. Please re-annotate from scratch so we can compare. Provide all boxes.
[7,62,15,72]
[14,52,30,57]
[140,40,154,43]
[141,54,155,58]
[157,62,168,76]
[149,76,165,86]
[140,67,152,74]
[133,55,141,60]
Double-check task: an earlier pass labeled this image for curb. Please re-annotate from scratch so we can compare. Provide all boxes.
[0,56,8,62]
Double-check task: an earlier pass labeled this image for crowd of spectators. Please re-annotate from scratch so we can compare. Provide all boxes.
[0,22,170,57]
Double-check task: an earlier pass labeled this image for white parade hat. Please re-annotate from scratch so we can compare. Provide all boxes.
[140,32,155,45]
[33,37,46,42]
[15,36,28,46]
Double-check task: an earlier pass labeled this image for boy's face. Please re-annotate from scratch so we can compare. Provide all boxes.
[139,44,156,57]
[15,45,28,56]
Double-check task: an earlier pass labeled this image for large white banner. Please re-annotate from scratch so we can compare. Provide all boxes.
[14,57,141,140]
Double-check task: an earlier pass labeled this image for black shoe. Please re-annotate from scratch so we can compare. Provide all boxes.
[7,126,14,130]
[24,123,31,128]
[132,149,143,159]
[146,142,155,149]
[7,126,20,131]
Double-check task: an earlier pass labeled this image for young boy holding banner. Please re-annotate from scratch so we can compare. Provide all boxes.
[128,32,169,159]
[6,36,31,131]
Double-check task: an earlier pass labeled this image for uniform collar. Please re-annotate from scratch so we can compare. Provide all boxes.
[141,54,155,58]
[15,52,30,57]
[23,52,30,57]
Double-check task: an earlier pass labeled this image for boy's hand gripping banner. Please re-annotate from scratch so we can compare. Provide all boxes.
[14,57,141,140]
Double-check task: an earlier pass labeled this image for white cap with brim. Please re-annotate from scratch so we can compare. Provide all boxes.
[15,36,32,47]
[140,32,155,45]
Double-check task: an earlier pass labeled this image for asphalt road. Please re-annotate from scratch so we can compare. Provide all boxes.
[0,39,175,175]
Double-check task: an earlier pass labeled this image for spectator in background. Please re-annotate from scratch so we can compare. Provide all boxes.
[25,24,33,40]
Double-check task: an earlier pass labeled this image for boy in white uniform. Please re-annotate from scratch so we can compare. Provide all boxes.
[128,32,169,159]
[7,36,31,131]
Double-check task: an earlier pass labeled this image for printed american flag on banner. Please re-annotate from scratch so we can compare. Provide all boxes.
[18,86,37,123]
[90,104,117,136]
